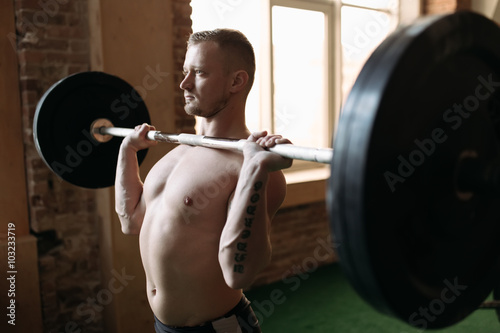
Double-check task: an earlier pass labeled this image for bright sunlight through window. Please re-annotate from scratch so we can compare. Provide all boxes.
[190,0,409,173]
[272,6,328,149]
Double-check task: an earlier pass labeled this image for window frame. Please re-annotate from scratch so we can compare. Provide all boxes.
[260,0,340,175]
[271,0,412,206]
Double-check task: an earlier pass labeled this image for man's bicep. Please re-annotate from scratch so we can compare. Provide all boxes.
[226,190,236,217]
[265,171,287,220]
[134,194,147,221]
[121,193,147,234]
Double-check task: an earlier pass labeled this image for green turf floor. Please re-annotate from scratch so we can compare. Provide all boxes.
[245,264,499,332]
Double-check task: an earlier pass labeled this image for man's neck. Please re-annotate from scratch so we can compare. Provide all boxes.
[197,106,250,139]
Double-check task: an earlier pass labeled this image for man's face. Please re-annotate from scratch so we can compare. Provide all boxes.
[180,41,231,118]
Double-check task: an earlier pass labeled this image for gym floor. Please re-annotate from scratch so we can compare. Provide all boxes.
[246,264,499,332]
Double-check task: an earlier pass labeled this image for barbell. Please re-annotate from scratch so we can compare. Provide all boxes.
[92,119,333,163]
[33,11,500,330]
[34,72,333,188]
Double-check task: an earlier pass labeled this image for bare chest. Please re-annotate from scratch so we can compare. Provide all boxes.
[143,146,242,224]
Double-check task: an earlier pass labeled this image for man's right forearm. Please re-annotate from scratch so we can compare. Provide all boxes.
[115,143,145,234]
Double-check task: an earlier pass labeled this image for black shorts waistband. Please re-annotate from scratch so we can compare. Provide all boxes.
[154,296,256,333]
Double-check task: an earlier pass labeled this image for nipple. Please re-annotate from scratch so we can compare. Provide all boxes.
[184,196,193,206]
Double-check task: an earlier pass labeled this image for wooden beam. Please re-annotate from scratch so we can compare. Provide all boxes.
[88,0,176,331]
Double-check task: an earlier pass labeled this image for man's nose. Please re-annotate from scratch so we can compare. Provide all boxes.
[180,72,193,90]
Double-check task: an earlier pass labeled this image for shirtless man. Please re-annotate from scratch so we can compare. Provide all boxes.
[115,29,292,332]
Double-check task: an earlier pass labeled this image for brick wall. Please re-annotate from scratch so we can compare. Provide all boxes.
[423,0,456,13]
[14,0,193,331]
[13,1,100,332]
[253,202,336,287]
[456,0,472,11]
[423,0,471,14]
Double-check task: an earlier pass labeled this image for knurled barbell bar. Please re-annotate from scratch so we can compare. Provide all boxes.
[33,11,500,330]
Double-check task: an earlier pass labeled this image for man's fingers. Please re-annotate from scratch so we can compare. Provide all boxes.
[127,124,158,150]
[275,138,292,145]
[256,135,291,147]
[248,131,291,150]
[134,123,156,138]
[261,137,279,147]
[248,130,268,142]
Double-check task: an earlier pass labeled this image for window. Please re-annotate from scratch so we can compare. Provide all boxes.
[189,0,263,135]
[190,0,418,177]
[340,0,399,102]
[270,2,334,161]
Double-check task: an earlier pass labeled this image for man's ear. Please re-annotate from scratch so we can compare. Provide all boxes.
[229,70,249,93]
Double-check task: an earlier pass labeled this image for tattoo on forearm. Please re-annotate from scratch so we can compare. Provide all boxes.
[233,181,263,274]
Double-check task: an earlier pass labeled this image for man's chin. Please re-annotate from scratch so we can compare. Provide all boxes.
[184,105,202,117]
[184,104,225,118]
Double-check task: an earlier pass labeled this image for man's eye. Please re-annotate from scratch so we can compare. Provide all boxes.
[182,70,203,76]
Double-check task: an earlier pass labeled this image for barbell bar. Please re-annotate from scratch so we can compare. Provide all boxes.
[32,11,500,330]
[91,118,334,164]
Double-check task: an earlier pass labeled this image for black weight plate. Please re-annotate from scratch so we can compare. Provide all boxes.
[331,12,500,329]
[34,72,150,188]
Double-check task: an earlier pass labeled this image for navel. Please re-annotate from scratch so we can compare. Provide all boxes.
[184,195,193,206]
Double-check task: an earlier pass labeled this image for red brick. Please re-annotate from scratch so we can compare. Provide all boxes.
[18,49,45,64]
[66,12,83,26]
[43,51,86,64]
[29,156,46,169]
[173,1,192,16]
[423,0,457,14]
[173,17,192,26]
[46,52,64,64]
[68,64,89,74]
[69,39,88,52]
[39,256,56,272]
[43,38,70,50]
[456,0,471,10]
[20,78,40,92]
[39,64,68,78]
[16,8,36,22]
[47,13,67,25]
[31,194,44,207]
[16,10,48,35]
[15,0,41,10]
[45,25,86,39]
[177,26,192,37]
[52,1,76,13]
[21,89,38,105]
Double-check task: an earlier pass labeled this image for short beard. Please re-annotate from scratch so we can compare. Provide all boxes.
[184,99,229,119]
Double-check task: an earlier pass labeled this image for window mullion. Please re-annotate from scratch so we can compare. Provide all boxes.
[260,0,274,132]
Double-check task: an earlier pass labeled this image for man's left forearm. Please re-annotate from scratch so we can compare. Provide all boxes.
[219,160,272,290]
